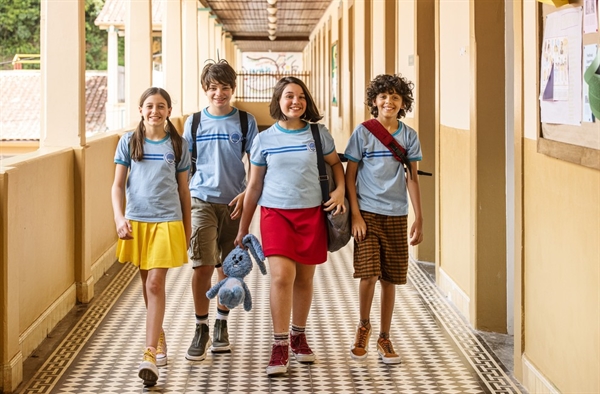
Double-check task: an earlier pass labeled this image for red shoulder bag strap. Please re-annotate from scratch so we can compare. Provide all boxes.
[362,119,413,179]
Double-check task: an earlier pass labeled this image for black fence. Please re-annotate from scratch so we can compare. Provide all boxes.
[236,71,310,102]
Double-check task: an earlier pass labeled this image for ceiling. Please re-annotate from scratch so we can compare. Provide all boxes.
[199,0,334,53]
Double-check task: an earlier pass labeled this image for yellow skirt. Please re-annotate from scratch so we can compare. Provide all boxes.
[116,220,188,270]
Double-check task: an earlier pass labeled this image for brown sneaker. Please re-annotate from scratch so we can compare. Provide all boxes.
[350,324,371,360]
[377,337,401,364]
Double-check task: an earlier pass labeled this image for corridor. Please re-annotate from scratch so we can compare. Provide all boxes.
[16,241,524,394]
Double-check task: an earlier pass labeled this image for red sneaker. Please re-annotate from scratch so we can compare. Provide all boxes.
[290,333,316,363]
[266,343,289,375]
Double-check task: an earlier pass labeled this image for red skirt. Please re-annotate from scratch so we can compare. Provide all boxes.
[260,206,327,265]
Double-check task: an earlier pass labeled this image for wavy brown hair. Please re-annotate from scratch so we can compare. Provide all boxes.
[130,87,183,163]
[201,59,237,91]
[365,74,414,119]
[269,76,323,122]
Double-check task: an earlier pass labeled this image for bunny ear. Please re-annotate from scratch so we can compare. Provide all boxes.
[243,234,267,275]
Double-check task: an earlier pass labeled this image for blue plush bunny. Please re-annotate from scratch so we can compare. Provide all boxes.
[206,234,267,311]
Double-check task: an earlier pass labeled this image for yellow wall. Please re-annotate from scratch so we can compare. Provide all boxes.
[439,126,471,292]
[523,139,599,393]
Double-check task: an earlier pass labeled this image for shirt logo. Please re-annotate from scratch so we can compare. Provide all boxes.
[307,142,316,152]
[164,151,176,164]
[230,132,242,144]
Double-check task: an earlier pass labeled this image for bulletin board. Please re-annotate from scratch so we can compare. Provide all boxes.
[539,0,600,170]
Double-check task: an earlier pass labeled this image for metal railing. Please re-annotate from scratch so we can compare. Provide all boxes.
[236,71,310,102]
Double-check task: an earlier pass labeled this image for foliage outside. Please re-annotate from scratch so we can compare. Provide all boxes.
[0,0,121,70]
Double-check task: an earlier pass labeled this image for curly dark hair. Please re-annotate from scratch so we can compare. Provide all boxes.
[365,74,414,119]
[269,76,323,122]
[201,59,237,91]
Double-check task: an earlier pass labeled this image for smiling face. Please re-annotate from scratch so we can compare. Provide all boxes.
[139,93,171,127]
[373,91,404,120]
[205,81,234,113]
[278,83,307,120]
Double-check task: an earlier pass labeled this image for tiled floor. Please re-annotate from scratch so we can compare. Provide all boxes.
[16,241,526,394]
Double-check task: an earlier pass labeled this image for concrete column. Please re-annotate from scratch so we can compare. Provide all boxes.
[198,9,212,108]
[163,0,183,118]
[415,0,436,263]
[1,172,23,393]
[125,0,152,127]
[214,24,223,60]
[40,0,85,147]
[182,0,199,114]
[468,0,507,332]
[106,25,121,130]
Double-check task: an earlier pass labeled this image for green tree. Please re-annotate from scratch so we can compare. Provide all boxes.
[0,0,109,70]
[0,0,40,69]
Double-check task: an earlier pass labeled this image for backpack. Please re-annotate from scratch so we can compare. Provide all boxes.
[190,109,248,177]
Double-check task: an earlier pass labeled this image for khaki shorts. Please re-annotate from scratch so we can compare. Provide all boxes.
[353,211,409,285]
[188,198,240,268]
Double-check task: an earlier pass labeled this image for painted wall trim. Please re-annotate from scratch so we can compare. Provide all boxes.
[438,267,471,323]
[522,354,561,394]
[18,284,76,361]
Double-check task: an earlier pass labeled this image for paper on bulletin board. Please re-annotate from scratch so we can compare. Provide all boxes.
[582,44,598,122]
[583,0,598,33]
[539,7,583,125]
[537,0,570,6]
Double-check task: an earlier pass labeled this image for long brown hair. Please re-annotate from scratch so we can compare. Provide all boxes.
[130,87,183,163]
[269,76,323,122]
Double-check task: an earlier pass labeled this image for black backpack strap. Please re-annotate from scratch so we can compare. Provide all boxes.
[190,111,201,177]
[310,123,329,204]
[239,110,248,153]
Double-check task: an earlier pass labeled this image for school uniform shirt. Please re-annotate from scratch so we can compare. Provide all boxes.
[183,107,259,204]
[250,122,336,209]
[344,120,422,216]
[114,132,191,222]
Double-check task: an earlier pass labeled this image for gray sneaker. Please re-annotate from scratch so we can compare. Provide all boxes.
[185,323,211,361]
[211,319,231,353]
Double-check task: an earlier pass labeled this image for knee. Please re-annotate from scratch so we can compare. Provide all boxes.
[146,277,165,296]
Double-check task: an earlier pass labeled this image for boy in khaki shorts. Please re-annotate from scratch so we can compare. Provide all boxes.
[344,74,424,364]
[182,59,258,361]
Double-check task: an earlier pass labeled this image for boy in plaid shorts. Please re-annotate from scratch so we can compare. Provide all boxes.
[344,74,424,364]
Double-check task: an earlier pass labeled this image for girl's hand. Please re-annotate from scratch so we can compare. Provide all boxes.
[351,214,367,242]
[323,187,347,216]
[116,217,133,240]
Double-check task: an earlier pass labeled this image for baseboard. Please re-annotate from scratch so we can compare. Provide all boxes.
[2,350,23,393]
[18,284,77,360]
[438,267,471,322]
[90,244,118,290]
[522,354,561,393]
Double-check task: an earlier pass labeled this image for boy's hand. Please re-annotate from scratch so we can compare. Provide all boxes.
[409,219,423,245]
[229,191,245,220]
[351,214,367,242]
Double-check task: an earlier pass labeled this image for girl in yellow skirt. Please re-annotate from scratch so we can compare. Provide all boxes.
[111,87,191,386]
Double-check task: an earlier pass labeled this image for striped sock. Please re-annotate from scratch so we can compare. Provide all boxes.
[274,332,289,345]
[216,308,229,321]
[195,314,208,326]
[291,324,305,336]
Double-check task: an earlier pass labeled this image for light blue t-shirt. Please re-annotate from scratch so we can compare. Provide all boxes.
[344,120,422,216]
[114,132,191,222]
[183,107,258,204]
[250,122,336,209]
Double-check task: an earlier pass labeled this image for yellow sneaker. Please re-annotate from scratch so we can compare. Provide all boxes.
[138,347,159,386]
[156,330,167,367]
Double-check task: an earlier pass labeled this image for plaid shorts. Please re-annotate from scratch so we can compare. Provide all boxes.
[353,211,408,285]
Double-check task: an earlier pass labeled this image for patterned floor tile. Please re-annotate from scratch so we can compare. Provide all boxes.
[17,235,526,394]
